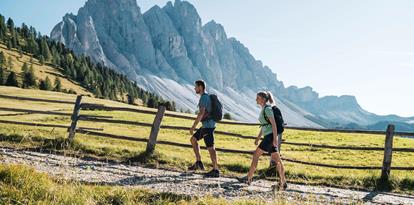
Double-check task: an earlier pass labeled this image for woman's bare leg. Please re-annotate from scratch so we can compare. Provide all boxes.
[271,152,286,189]
[247,148,265,182]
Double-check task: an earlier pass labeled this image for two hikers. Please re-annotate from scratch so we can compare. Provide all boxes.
[188,80,287,190]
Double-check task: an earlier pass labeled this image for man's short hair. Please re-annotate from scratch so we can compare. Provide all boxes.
[195,80,206,90]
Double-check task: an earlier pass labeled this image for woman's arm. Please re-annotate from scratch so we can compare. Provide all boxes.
[255,129,262,145]
[268,117,278,147]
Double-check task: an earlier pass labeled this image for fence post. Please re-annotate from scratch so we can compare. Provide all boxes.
[67,95,82,142]
[146,106,166,154]
[381,124,395,181]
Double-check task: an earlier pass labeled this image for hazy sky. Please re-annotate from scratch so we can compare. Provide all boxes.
[1,0,413,117]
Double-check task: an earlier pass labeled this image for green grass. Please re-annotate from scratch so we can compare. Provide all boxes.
[1,86,414,195]
[2,164,288,205]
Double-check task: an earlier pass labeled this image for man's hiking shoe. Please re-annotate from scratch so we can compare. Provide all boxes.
[188,161,205,171]
[204,169,220,178]
[236,176,252,185]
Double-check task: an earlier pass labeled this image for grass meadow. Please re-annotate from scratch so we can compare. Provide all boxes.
[0,86,413,195]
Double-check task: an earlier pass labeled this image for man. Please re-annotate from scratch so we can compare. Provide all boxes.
[188,80,219,178]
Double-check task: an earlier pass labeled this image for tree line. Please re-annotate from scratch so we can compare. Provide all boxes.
[0,14,176,111]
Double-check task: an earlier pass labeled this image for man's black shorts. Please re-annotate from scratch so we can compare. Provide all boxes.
[258,133,279,153]
[193,128,215,148]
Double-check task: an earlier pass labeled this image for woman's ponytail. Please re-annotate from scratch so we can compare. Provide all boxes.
[266,91,274,105]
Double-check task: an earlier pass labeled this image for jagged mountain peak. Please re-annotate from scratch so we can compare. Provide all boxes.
[147,5,163,14]
[83,0,140,11]
[164,0,203,34]
[203,20,228,42]
[49,0,413,128]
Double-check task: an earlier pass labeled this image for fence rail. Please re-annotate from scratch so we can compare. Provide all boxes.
[0,119,103,131]
[1,94,414,180]
[2,118,414,152]
[3,94,414,135]
[73,129,414,171]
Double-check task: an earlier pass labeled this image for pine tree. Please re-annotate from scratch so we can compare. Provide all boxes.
[127,93,135,105]
[23,67,36,88]
[171,101,176,112]
[39,56,45,65]
[7,39,12,50]
[39,76,52,90]
[13,31,20,47]
[0,15,6,41]
[21,62,29,72]
[26,37,38,54]
[11,35,17,48]
[18,47,23,58]
[51,46,60,66]
[0,51,5,67]
[147,97,155,108]
[7,56,13,69]
[54,77,62,91]
[45,76,52,90]
[0,67,4,85]
[224,113,232,120]
[92,86,102,98]
[5,71,18,87]
[38,80,46,90]
[164,101,172,111]
[6,17,14,34]
[40,38,51,61]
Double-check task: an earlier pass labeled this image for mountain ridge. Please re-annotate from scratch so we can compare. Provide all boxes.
[50,0,414,130]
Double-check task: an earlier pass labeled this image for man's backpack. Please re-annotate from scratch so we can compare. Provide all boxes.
[201,94,223,122]
[264,105,285,134]
[208,94,223,122]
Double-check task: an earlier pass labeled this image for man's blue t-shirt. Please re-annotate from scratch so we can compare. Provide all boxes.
[199,93,216,128]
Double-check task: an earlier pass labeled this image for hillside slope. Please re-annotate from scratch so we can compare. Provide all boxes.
[0,44,92,96]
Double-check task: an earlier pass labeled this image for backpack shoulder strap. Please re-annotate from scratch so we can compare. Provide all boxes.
[263,105,271,124]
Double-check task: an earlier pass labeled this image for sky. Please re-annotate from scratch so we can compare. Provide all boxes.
[1,0,413,117]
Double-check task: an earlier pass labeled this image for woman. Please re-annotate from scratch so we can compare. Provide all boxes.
[238,91,287,190]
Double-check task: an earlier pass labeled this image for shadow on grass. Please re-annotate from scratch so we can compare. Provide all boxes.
[0,133,26,143]
[0,133,91,154]
[221,163,250,173]
[125,151,169,168]
[363,176,414,192]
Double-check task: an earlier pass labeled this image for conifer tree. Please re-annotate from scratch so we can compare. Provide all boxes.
[23,66,36,88]
[5,71,18,87]
[54,77,62,91]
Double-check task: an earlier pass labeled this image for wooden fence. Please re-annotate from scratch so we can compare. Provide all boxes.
[1,94,414,182]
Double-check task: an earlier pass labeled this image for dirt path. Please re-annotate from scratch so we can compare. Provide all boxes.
[1,148,413,204]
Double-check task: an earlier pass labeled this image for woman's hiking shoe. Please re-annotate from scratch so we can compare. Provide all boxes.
[236,176,252,185]
[272,182,288,191]
[188,161,204,171]
[204,169,220,178]
[281,182,288,191]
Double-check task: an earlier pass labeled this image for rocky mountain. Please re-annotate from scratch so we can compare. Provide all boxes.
[50,0,414,130]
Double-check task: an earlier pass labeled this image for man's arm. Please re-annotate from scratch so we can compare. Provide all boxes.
[190,106,206,135]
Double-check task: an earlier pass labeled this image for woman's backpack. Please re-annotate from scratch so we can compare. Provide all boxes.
[264,105,285,134]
